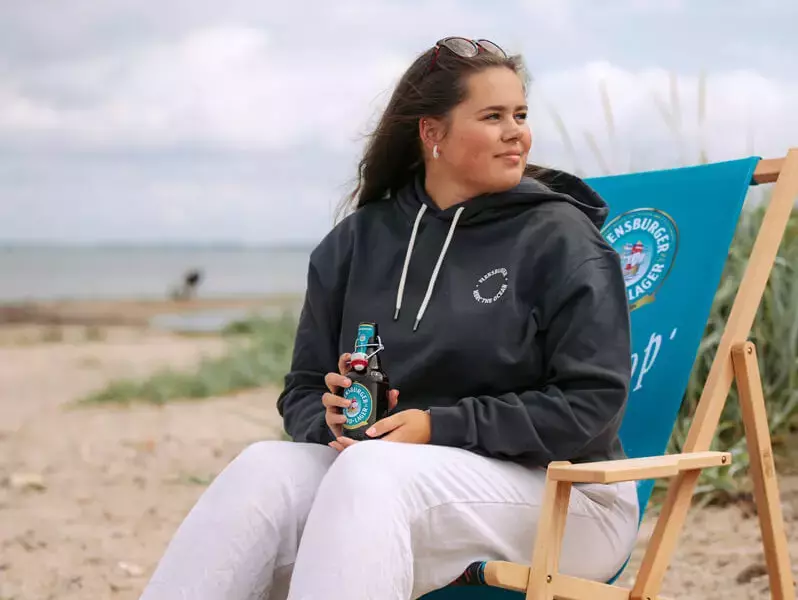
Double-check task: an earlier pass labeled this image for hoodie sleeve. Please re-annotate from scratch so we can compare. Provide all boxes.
[428,249,632,464]
[276,234,350,445]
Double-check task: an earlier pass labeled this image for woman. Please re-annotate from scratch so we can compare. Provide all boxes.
[140,37,639,600]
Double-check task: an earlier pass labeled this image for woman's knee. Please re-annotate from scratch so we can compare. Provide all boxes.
[233,439,295,468]
[224,440,286,481]
[216,440,337,494]
[232,439,278,465]
[321,440,425,498]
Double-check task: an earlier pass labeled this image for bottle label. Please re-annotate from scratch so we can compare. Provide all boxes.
[355,323,375,355]
[342,382,373,429]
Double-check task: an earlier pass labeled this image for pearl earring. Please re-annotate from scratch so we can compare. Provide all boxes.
[432,144,440,159]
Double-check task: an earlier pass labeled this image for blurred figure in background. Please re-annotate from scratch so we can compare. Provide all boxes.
[170,268,203,301]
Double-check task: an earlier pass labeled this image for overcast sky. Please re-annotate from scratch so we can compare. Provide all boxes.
[1,0,796,245]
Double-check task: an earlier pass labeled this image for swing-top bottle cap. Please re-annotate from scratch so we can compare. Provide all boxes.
[350,352,368,372]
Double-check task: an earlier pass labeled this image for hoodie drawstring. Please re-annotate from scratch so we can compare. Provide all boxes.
[414,206,465,331]
[394,204,426,321]
[393,204,466,331]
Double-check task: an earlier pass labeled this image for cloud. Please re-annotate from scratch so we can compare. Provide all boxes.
[0,24,409,152]
[527,62,798,175]
[4,22,795,166]
[0,0,796,244]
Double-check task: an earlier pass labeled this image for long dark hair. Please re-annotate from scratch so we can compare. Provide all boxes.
[339,42,542,217]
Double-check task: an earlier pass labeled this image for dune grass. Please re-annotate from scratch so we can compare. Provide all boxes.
[666,202,798,501]
[79,313,298,405]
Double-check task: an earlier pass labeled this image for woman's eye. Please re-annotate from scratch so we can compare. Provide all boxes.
[515,112,528,121]
[484,113,501,120]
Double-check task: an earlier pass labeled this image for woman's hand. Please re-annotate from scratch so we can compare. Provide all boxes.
[366,409,431,444]
[322,353,354,440]
[331,407,430,451]
[324,353,400,452]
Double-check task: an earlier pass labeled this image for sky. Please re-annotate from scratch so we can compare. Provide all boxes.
[1,0,796,245]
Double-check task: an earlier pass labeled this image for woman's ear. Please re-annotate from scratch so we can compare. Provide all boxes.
[419,117,445,153]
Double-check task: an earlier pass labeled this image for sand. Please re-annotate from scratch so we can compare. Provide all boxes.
[0,322,796,599]
[0,297,297,327]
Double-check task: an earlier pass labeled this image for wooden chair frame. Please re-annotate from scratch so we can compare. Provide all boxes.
[479,149,798,600]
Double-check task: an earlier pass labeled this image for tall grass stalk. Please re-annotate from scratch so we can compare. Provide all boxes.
[697,70,708,164]
[584,131,611,175]
[599,77,618,171]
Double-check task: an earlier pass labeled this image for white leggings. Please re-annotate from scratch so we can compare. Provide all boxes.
[140,440,639,600]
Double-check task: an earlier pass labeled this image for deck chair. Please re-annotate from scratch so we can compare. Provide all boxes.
[422,148,798,600]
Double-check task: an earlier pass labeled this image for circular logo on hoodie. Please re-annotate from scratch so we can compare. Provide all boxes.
[473,268,509,304]
[601,208,679,311]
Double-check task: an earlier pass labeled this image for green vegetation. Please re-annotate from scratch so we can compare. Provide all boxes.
[79,313,298,405]
[666,202,798,502]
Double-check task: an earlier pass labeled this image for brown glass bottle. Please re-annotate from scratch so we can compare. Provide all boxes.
[341,322,390,441]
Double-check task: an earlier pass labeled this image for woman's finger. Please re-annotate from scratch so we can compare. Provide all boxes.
[335,436,358,449]
[338,353,352,375]
[328,436,357,453]
[328,420,343,436]
[322,392,351,409]
[326,411,347,425]
[366,413,403,438]
[324,372,352,393]
[388,389,399,411]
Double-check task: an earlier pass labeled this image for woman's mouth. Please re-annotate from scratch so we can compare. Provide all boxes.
[496,152,522,165]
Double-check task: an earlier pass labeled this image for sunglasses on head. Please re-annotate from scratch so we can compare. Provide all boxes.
[428,37,507,72]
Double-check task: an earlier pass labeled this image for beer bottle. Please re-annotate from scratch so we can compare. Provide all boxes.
[341,322,391,441]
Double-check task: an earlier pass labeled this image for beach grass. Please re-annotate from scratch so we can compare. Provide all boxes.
[78,312,298,405]
[665,201,798,503]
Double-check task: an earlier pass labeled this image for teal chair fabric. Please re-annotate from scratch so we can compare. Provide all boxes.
[421,157,761,599]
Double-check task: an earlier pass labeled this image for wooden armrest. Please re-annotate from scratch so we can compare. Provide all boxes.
[547,451,731,484]
[484,561,675,598]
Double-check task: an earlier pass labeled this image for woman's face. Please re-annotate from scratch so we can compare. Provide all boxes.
[436,67,532,194]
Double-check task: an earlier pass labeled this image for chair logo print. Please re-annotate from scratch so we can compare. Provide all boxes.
[601,207,680,311]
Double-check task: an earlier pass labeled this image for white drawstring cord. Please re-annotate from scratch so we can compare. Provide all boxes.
[413,206,465,331]
[394,204,427,320]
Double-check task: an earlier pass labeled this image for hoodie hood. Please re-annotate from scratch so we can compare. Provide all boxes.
[396,166,609,229]
[392,168,610,330]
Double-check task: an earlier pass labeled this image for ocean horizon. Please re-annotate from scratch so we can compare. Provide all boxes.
[0,244,314,303]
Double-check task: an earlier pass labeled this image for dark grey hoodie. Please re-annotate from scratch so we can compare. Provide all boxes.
[277,169,632,466]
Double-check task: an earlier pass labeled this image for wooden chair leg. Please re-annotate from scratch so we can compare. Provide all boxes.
[732,342,796,600]
[630,467,701,600]
[526,462,573,600]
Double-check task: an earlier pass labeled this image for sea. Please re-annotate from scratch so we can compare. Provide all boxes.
[0,245,313,330]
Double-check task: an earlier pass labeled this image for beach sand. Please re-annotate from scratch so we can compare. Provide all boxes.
[0,318,796,599]
[0,296,298,327]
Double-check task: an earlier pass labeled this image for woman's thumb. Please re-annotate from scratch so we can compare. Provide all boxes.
[388,389,399,411]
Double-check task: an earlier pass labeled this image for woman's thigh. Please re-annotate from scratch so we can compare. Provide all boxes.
[290,441,639,599]
[142,440,337,600]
